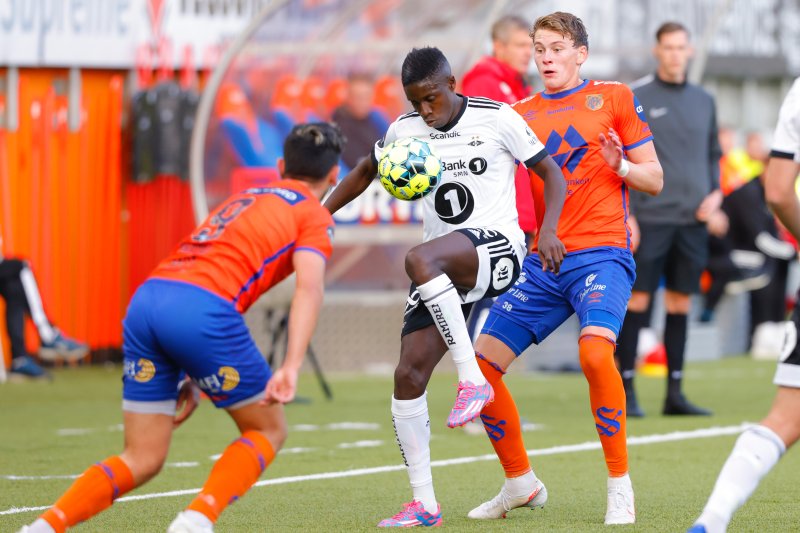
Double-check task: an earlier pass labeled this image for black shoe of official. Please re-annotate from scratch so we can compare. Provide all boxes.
[662,395,712,416]
[626,395,646,418]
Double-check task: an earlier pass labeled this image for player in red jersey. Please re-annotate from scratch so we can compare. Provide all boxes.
[467,12,663,526]
[19,123,343,533]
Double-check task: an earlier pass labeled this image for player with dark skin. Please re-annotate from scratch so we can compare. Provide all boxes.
[325,63,566,402]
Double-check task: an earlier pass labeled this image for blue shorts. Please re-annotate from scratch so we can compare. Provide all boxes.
[481,247,636,356]
[122,279,270,410]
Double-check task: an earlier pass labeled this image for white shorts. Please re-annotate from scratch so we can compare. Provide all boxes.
[773,318,800,388]
[455,227,525,304]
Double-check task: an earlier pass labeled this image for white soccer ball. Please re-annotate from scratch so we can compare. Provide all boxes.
[377,137,441,201]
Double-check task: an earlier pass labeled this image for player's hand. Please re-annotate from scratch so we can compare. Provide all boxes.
[706,210,729,237]
[537,229,566,274]
[598,128,625,173]
[628,215,641,252]
[174,378,201,427]
[696,189,723,222]
[262,366,299,404]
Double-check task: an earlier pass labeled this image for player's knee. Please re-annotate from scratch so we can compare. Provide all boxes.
[404,247,440,284]
[578,341,617,380]
[579,350,606,377]
[762,410,800,448]
[263,423,288,451]
[122,449,167,483]
[394,364,427,398]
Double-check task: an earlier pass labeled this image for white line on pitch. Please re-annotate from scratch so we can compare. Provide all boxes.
[0,423,749,516]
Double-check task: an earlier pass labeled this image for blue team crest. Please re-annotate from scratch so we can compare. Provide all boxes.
[585,94,604,111]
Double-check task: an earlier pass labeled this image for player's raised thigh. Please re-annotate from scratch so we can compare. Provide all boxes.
[405,231,478,288]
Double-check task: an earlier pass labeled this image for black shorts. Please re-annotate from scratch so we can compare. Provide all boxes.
[774,298,800,388]
[633,222,708,294]
[401,227,523,337]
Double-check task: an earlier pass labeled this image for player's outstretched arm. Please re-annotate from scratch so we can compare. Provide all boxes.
[529,155,567,273]
[765,157,800,242]
[263,250,326,404]
[323,156,378,215]
[599,128,663,196]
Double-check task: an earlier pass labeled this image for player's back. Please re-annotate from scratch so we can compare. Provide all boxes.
[513,80,652,252]
[151,179,334,312]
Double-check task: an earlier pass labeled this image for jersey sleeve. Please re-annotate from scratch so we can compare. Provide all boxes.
[496,104,547,166]
[771,78,800,162]
[372,119,401,167]
[613,84,654,152]
[296,206,334,261]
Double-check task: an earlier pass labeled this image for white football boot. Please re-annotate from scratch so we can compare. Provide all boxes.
[605,474,635,525]
[468,478,548,519]
[167,511,214,533]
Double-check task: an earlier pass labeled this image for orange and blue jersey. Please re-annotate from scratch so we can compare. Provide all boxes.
[512,80,652,252]
[151,179,334,313]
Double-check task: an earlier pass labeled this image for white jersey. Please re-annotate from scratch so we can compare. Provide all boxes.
[373,96,547,243]
[772,77,800,162]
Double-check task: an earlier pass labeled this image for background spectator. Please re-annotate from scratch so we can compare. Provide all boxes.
[617,22,723,417]
[1,242,89,379]
[332,73,390,172]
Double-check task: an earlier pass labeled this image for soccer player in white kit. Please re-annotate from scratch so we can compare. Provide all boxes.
[324,46,566,527]
[689,78,800,532]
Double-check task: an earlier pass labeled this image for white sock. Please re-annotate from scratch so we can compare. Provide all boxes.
[392,393,437,513]
[20,265,57,344]
[608,472,632,490]
[504,470,538,498]
[416,274,485,385]
[27,518,56,533]
[695,425,785,533]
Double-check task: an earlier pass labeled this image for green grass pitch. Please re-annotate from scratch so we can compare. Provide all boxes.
[1,357,798,532]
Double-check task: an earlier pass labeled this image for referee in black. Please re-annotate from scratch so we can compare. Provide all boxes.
[617,21,723,417]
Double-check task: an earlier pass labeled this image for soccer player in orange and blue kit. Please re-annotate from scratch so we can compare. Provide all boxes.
[19,123,343,533]
[467,12,663,526]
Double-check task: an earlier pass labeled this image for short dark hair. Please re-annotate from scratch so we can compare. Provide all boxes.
[401,47,450,87]
[282,122,345,181]
[656,21,689,42]
[531,11,589,50]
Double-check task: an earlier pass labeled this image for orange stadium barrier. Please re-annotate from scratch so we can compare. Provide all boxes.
[126,176,194,297]
[0,69,133,357]
[324,77,347,114]
[374,75,406,120]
